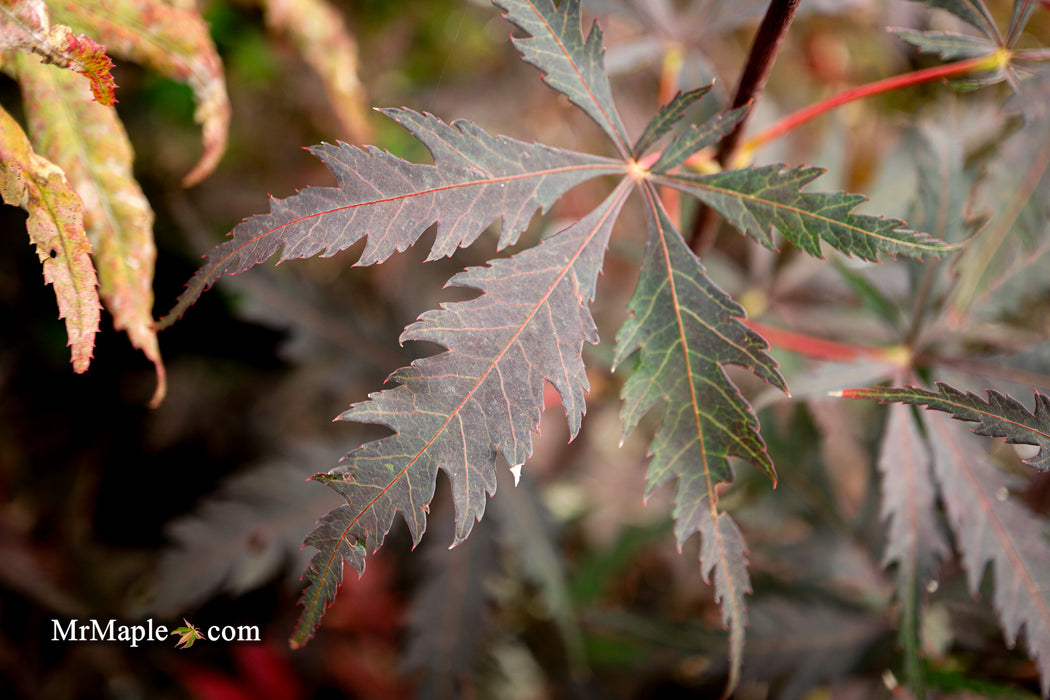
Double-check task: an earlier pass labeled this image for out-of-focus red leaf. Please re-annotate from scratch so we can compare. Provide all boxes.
[925,416,1050,696]
[233,645,302,700]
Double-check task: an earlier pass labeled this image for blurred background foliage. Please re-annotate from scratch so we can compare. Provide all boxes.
[1,0,1048,698]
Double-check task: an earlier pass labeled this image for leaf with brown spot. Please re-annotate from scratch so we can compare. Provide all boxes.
[14,51,164,404]
[0,103,100,372]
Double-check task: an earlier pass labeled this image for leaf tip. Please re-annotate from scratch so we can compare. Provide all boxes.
[147,359,168,409]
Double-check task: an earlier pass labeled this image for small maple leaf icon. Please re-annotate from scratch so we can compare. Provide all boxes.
[171,619,203,649]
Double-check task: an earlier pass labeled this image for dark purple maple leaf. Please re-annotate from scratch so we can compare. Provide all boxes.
[290,182,631,647]
[843,383,1050,471]
[161,2,951,690]
[157,108,623,328]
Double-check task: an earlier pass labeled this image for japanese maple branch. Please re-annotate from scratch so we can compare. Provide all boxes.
[688,0,800,255]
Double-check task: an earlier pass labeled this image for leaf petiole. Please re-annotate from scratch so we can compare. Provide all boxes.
[734,50,1010,166]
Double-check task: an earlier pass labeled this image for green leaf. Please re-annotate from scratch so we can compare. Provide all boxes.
[656,164,952,261]
[13,52,165,404]
[892,28,996,60]
[290,183,629,647]
[905,0,1002,44]
[649,105,749,174]
[841,383,1050,471]
[494,0,631,156]
[0,104,100,373]
[158,108,623,328]
[612,192,785,695]
[631,86,710,159]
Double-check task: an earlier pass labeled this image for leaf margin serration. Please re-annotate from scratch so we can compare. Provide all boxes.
[924,414,1050,696]
[493,0,632,156]
[655,163,953,262]
[158,107,622,328]
[612,184,786,695]
[842,382,1050,471]
[289,182,632,648]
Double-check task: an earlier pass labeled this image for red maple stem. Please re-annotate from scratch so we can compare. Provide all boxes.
[740,53,1002,158]
[742,318,892,362]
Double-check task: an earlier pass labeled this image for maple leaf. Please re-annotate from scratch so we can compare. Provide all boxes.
[0,102,100,373]
[50,0,230,186]
[290,182,631,648]
[151,452,344,615]
[612,195,786,693]
[403,502,499,696]
[905,0,1003,43]
[157,108,623,328]
[631,86,713,160]
[258,0,371,143]
[653,164,952,262]
[494,0,631,156]
[154,1,950,687]
[841,383,1050,471]
[892,28,996,61]
[171,619,203,649]
[875,400,950,693]
[13,50,165,404]
[948,92,1050,320]
[53,28,116,106]
[0,0,118,106]
[843,377,1050,691]
[924,416,1050,696]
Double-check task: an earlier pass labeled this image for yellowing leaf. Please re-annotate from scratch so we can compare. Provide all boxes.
[50,0,229,186]
[14,52,165,404]
[0,0,117,105]
[260,0,371,142]
[0,104,100,372]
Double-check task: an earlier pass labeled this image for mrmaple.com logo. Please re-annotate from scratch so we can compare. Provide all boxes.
[51,618,260,648]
